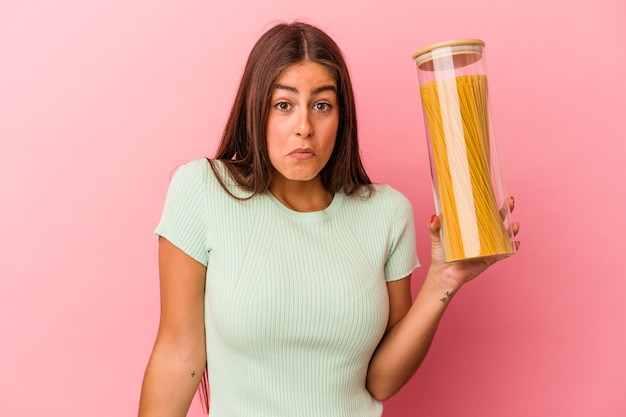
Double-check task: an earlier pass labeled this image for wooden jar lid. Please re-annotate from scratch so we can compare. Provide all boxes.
[413,39,484,71]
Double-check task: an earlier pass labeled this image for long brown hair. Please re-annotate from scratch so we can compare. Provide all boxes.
[209,21,372,197]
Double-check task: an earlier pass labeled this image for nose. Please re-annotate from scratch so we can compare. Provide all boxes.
[295,109,313,138]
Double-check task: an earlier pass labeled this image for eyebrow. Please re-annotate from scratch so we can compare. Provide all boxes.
[274,84,337,95]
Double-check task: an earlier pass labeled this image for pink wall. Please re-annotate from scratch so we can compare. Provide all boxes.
[1,0,625,416]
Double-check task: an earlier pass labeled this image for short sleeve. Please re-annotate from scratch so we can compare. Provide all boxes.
[154,159,209,266]
[384,189,420,282]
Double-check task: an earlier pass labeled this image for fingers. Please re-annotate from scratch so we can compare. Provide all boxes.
[427,214,442,242]
[427,214,440,232]
[506,221,520,239]
[499,196,515,220]
[427,214,445,263]
[511,223,521,252]
[511,221,520,236]
[509,211,520,251]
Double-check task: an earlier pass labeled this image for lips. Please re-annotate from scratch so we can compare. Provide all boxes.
[288,148,316,160]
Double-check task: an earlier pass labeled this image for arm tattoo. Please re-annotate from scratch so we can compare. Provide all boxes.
[191,371,196,378]
[440,291,452,303]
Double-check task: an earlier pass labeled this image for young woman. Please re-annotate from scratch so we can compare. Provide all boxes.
[138,21,520,417]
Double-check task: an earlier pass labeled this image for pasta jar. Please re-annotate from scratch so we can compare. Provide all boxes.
[412,39,516,262]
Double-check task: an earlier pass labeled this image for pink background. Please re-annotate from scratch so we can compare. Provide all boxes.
[1,0,625,416]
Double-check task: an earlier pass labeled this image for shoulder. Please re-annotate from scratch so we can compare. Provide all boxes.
[170,158,233,192]
[173,159,257,202]
[162,159,228,207]
[367,184,414,214]
[341,184,414,225]
[371,184,410,201]
[171,158,210,183]
[158,159,211,213]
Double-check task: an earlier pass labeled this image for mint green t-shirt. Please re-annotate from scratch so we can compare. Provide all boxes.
[155,159,420,417]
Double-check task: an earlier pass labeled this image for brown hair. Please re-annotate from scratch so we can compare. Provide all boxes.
[209,21,372,197]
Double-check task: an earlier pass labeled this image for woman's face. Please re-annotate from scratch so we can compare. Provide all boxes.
[266,61,339,185]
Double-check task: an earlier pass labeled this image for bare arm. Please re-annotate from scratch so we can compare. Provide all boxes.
[138,237,208,417]
[366,267,457,401]
[367,198,520,400]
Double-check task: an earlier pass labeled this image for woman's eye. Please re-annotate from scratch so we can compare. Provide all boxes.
[274,102,292,112]
[314,102,332,112]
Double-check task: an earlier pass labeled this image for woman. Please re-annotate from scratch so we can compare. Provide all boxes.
[138,21,520,417]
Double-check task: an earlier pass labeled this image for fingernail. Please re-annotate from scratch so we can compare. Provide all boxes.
[510,196,515,204]
[430,214,436,223]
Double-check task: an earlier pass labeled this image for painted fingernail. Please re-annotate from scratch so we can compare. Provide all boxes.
[430,214,436,223]
[510,196,515,204]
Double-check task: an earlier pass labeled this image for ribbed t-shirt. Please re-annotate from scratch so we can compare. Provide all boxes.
[154,159,420,417]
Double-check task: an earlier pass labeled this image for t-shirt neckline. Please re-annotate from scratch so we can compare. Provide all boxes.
[265,190,344,223]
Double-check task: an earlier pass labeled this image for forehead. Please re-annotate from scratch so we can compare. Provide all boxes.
[275,61,336,88]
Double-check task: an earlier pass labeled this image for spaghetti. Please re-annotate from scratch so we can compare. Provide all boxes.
[420,74,514,261]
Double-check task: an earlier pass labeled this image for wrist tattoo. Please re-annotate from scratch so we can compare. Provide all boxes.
[440,291,453,303]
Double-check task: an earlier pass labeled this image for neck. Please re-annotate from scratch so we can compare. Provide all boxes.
[269,174,333,213]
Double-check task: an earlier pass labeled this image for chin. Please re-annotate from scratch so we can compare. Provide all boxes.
[281,169,321,183]
[287,174,319,182]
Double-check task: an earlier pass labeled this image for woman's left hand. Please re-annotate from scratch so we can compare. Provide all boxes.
[427,196,520,291]
[367,197,519,399]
